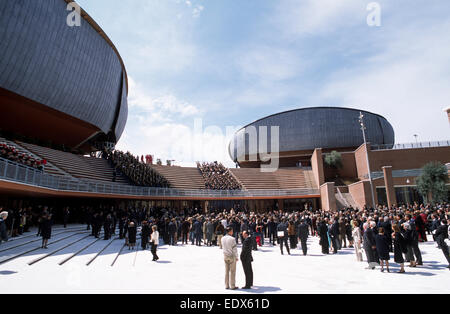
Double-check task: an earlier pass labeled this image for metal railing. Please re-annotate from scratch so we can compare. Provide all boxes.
[0,157,319,198]
[371,140,450,151]
[364,164,450,180]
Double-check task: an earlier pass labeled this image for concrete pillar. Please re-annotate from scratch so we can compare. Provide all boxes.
[382,166,396,208]
[311,148,325,186]
[320,182,337,212]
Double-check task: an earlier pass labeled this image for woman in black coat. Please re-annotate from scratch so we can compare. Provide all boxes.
[392,223,406,273]
[41,214,52,249]
[375,227,390,272]
[141,221,151,250]
[317,219,329,254]
[127,221,137,250]
[363,222,378,269]
[401,222,416,267]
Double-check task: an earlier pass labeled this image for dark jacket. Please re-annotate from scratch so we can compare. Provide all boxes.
[298,223,309,240]
[330,222,340,237]
[393,231,406,263]
[434,224,449,245]
[168,222,177,234]
[0,218,8,242]
[240,236,253,262]
[128,226,137,244]
[363,228,376,250]
[277,222,288,237]
[41,218,52,239]
[193,220,202,235]
[141,225,151,244]
[181,221,190,233]
[375,234,390,260]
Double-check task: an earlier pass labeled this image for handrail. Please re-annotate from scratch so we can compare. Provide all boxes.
[0,157,319,198]
[371,140,450,151]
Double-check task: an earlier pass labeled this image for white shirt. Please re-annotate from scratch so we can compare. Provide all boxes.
[221,219,228,228]
[221,234,238,259]
[151,231,159,244]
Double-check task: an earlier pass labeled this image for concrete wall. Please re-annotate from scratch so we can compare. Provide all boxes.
[368,146,450,172]
[348,180,374,209]
[311,148,325,186]
[320,182,336,211]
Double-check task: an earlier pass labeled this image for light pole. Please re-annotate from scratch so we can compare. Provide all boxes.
[359,112,377,209]
[413,134,418,146]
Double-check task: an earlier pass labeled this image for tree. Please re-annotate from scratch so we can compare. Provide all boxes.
[324,151,343,169]
[416,162,449,203]
[156,159,162,166]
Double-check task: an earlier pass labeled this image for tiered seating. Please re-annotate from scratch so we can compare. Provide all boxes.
[0,137,69,177]
[82,156,129,184]
[230,167,317,190]
[197,162,242,190]
[150,165,205,190]
[18,142,128,184]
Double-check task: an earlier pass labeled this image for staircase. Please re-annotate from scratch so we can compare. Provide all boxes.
[0,137,71,177]
[17,141,129,184]
[150,165,205,190]
[335,189,358,209]
[230,167,317,190]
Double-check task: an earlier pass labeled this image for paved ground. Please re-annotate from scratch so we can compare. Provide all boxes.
[0,224,449,294]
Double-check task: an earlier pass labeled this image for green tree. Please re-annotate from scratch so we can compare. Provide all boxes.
[324,151,343,169]
[416,162,449,203]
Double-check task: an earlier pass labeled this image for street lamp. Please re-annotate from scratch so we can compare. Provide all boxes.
[413,134,418,146]
[359,112,377,209]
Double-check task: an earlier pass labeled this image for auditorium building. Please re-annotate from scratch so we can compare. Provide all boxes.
[0,0,449,213]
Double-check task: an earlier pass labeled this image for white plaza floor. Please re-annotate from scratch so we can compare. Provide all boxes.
[0,224,449,294]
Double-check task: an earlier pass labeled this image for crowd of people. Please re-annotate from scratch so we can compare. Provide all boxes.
[0,142,47,171]
[1,201,449,286]
[197,162,242,190]
[104,149,171,188]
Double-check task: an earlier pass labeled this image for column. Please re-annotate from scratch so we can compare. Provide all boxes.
[382,166,396,208]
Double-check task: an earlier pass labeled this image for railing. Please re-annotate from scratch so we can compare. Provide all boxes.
[371,140,450,151]
[365,164,450,180]
[0,157,319,198]
[368,169,423,180]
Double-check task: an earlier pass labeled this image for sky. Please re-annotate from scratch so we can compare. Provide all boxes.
[76,0,450,167]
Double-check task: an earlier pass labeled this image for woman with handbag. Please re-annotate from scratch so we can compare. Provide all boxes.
[277,218,290,255]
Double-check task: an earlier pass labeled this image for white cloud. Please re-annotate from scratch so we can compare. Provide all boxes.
[314,21,450,143]
[236,45,304,81]
[117,78,238,167]
[272,0,365,37]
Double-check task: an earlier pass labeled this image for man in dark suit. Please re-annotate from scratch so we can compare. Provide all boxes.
[193,218,203,246]
[240,231,253,289]
[330,219,340,254]
[298,220,309,256]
